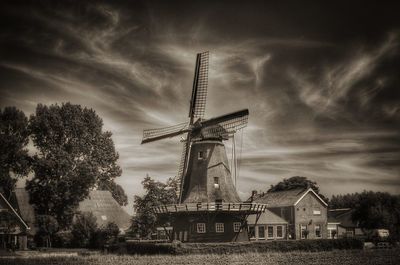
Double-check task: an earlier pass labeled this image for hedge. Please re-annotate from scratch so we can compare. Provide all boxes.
[111,238,364,255]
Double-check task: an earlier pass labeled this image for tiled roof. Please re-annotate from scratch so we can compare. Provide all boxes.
[253,188,307,207]
[253,188,328,207]
[247,209,288,225]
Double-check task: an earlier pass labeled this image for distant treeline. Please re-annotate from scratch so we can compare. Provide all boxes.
[330,191,400,239]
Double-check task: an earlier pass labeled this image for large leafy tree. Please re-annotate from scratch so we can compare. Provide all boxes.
[132,175,178,238]
[0,107,30,200]
[26,103,126,228]
[268,176,328,202]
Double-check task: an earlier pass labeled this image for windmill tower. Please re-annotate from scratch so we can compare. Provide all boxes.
[141,52,266,242]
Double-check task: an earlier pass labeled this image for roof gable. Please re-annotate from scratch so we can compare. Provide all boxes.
[294,188,328,207]
[254,188,327,207]
[0,192,30,230]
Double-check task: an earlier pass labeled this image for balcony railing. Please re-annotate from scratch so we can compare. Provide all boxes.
[154,202,268,214]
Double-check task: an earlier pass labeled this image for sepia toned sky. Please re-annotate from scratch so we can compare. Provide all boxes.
[1,0,399,213]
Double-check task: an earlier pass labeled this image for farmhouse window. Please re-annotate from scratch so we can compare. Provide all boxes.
[215,223,224,233]
[267,225,274,239]
[276,225,283,238]
[315,224,321,238]
[258,225,265,239]
[233,222,241,232]
[313,209,321,215]
[197,223,206,233]
[248,225,255,239]
[214,177,220,189]
[300,225,307,239]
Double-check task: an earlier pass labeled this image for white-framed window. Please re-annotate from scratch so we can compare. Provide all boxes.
[258,225,266,239]
[267,225,274,239]
[315,224,321,238]
[313,209,321,215]
[300,224,307,239]
[233,222,241,232]
[214,177,220,189]
[197,223,206,233]
[276,225,284,238]
[215,223,224,233]
[248,225,256,239]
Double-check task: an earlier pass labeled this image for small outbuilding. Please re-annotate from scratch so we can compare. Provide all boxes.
[327,208,364,239]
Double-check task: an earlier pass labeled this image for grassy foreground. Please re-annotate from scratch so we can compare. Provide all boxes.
[0,249,399,265]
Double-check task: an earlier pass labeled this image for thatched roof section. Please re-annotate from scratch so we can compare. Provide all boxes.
[247,209,288,225]
[0,192,30,231]
[78,190,132,230]
[13,188,132,232]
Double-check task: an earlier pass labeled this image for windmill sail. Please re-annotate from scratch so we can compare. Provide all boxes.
[189,51,209,121]
[141,122,189,144]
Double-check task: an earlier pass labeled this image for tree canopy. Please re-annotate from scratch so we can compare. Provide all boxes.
[0,107,30,199]
[26,103,126,227]
[132,175,178,238]
[268,176,328,202]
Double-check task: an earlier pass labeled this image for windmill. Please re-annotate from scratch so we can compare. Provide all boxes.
[142,52,266,242]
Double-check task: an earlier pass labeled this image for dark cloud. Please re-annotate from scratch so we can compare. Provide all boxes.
[1,0,400,213]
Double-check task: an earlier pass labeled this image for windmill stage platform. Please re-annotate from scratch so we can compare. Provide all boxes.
[154,202,268,214]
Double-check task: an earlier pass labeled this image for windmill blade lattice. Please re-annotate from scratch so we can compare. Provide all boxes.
[198,109,249,139]
[189,51,209,120]
[176,139,189,198]
[141,122,189,144]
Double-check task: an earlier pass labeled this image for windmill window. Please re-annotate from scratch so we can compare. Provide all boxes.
[198,151,205,160]
[197,223,206,233]
[233,222,241,232]
[215,223,224,233]
[214,177,220,189]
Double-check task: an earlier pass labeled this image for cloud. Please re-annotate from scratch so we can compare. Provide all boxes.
[1,1,399,214]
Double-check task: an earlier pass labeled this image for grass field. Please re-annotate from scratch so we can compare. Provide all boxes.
[0,249,399,265]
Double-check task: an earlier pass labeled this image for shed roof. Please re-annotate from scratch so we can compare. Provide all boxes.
[328,208,357,227]
[253,188,328,207]
[247,209,288,225]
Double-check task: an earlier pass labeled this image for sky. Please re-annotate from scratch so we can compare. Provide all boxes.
[1,0,399,214]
